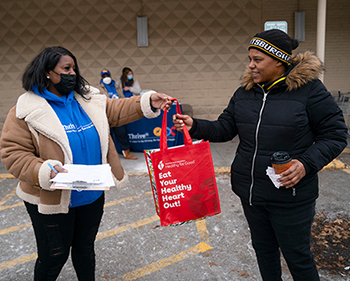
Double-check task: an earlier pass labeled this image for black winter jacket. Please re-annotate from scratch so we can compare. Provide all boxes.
[190,52,348,207]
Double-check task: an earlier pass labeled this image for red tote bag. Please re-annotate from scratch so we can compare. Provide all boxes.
[144,99,221,226]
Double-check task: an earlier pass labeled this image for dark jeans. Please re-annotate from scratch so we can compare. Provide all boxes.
[240,199,319,281]
[24,193,105,281]
[110,125,130,151]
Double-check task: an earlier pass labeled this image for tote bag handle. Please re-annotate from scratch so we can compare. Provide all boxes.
[160,98,192,150]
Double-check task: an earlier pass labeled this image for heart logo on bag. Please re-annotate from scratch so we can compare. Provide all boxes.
[158,161,164,170]
[188,176,219,218]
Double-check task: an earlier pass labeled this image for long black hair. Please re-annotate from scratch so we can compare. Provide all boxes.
[22,46,90,97]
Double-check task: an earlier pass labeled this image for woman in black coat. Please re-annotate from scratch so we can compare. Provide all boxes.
[173,29,348,281]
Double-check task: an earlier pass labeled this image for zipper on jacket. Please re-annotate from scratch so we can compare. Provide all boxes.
[249,88,269,206]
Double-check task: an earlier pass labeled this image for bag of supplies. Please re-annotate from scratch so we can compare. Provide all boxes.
[144,99,221,226]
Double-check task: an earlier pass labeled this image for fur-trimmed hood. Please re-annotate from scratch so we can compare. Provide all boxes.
[241,51,324,91]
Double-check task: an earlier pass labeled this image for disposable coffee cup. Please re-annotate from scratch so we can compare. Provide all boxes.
[270,151,292,174]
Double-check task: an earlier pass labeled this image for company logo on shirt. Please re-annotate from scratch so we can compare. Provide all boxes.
[63,123,75,130]
[63,122,94,134]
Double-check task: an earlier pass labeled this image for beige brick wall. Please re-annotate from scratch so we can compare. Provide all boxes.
[0,0,349,133]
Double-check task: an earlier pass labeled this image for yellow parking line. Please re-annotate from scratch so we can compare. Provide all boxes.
[342,168,350,174]
[196,220,210,245]
[0,188,16,206]
[0,174,14,179]
[0,192,152,212]
[0,202,24,211]
[0,196,153,238]
[0,193,153,237]
[115,242,212,281]
[0,192,212,279]
[96,216,159,241]
[0,223,32,236]
[0,215,159,271]
[0,202,213,281]
[0,253,38,271]
[110,218,212,280]
[214,167,230,173]
[104,192,152,208]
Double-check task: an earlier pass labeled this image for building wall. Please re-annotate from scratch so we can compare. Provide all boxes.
[0,0,349,131]
[262,0,350,94]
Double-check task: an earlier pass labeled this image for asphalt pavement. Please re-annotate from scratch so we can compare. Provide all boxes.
[0,137,349,281]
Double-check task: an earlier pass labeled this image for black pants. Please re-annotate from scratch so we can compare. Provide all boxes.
[24,193,104,281]
[110,125,130,151]
[241,199,319,281]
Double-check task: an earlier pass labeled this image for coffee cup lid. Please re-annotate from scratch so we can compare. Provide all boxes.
[270,151,292,164]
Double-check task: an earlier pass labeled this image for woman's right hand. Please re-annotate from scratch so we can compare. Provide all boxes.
[173,114,193,132]
[50,165,68,179]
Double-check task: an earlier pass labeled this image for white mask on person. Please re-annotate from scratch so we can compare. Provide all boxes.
[103,77,112,84]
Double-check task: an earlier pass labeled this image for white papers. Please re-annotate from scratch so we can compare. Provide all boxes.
[50,164,115,191]
[266,166,282,189]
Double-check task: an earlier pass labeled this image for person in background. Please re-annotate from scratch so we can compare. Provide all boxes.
[173,29,348,281]
[0,46,172,281]
[116,67,141,98]
[99,69,138,160]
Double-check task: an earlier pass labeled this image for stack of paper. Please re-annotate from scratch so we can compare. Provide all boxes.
[50,164,115,191]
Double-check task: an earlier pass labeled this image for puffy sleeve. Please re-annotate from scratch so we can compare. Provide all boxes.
[298,80,348,174]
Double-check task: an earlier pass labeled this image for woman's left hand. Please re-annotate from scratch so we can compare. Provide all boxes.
[278,159,306,188]
[150,93,173,110]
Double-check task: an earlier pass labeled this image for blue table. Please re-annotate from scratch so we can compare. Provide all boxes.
[114,103,185,152]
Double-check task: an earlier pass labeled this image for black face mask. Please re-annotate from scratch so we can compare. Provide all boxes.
[52,72,76,95]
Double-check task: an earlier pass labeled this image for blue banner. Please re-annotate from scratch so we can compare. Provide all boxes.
[114,103,185,152]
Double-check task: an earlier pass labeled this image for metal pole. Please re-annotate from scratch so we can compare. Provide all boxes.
[317,0,327,82]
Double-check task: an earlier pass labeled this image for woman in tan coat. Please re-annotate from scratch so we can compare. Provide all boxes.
[0,46,171,281]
